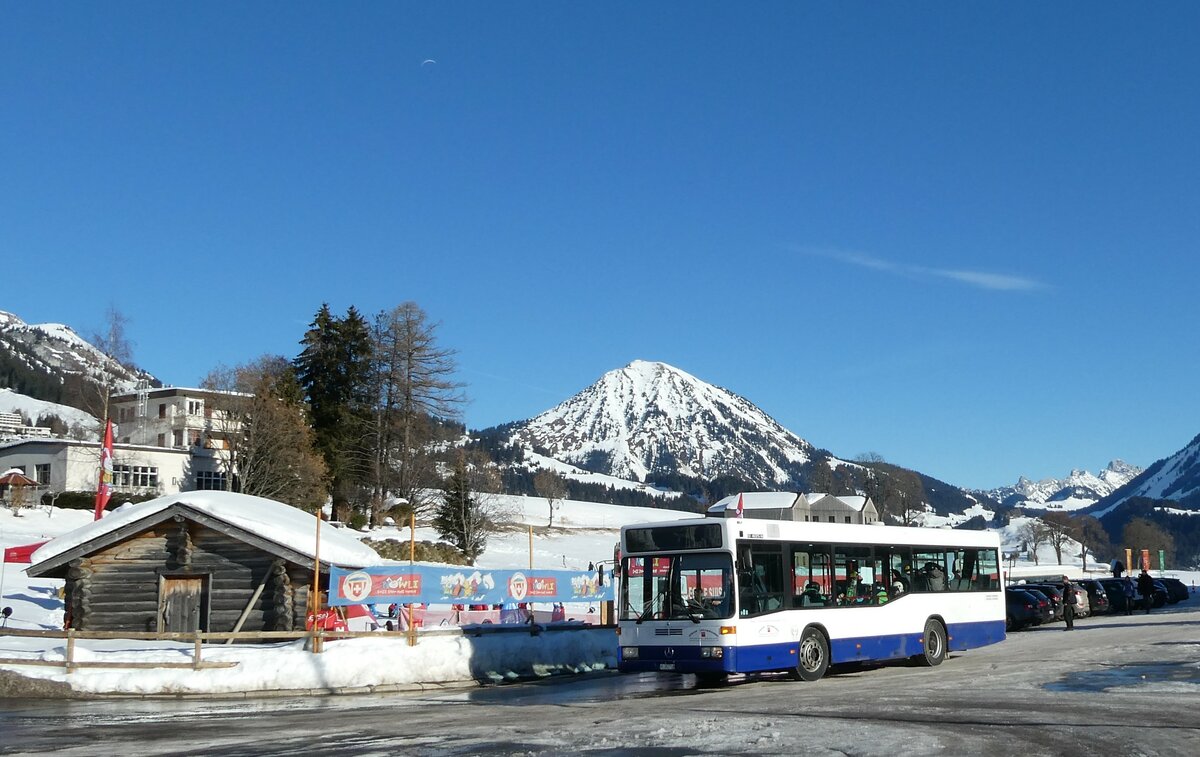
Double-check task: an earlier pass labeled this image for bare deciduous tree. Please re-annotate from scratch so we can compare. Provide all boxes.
[88,306,135,424]
[534,469,568,528]
[1042,511,1075,564]
[1071,514,1111,572]
[202,356,328,512]
[1020,519,1050,565]
[1122,518,1175,569]
[370,303,465,519]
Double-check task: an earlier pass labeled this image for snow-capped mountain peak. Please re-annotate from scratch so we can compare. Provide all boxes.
[0,310,157,412]
[984,460,1144,511]
[508,360,813,485]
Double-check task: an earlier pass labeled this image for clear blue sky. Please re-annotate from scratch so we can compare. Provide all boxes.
[3,3,1198,490]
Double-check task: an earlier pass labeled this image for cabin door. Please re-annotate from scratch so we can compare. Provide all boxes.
[159,575,208,633]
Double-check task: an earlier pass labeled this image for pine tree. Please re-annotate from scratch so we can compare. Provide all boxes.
[433,452,489,564]
[294,304,375,512]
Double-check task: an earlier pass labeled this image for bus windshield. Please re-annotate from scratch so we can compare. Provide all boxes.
[620,552,734,622]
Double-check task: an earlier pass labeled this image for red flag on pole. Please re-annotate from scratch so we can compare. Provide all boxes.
[93,419,114,520]
[735,493,744,519]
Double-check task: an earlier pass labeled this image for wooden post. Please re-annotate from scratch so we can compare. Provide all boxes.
[193,633,202,670]
[65,628,76,674]
[408,511,417,647]
[528,525,533,569]
[310,509,323,654]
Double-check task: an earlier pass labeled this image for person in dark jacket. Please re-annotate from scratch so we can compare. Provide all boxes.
[1061,576,1077,630]
[1137,569,1155,614]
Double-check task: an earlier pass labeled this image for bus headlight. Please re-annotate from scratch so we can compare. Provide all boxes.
[700,646,724,659]
[621,646,639,659]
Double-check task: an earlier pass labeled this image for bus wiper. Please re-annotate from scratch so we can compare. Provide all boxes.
[636,587,668,624]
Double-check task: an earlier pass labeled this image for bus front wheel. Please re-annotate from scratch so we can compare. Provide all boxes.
[915,619,947,667]
[793,627,829,682]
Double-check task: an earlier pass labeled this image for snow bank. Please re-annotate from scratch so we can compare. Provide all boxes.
[0,628,618,696]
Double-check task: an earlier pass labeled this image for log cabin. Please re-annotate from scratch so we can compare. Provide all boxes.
[26,491,381,635]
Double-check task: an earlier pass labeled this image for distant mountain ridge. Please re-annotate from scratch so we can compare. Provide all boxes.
[507,360,817,486]
[983,460,1143,510]
[0,310,157,415]
[1090,434,1200,517]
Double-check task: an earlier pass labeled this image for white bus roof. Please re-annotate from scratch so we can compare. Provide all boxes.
[623,516,1001,550]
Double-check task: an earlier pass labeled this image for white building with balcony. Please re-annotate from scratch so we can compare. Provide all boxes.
[0,387,244,499]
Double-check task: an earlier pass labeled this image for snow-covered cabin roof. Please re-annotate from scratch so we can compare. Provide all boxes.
[707,491,800,515]
[28,491,381,575]
[707,492,874,516]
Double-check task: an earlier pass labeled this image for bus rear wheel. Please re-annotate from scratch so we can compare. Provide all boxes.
[915,619,947,667]
[793,627,829,682]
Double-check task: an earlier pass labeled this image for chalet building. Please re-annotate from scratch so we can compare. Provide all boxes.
[109,386,245,456]
[708,491,881,524]
[0,386,244,499]
[26,491,380,634]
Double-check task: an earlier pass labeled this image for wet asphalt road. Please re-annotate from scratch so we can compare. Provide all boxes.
[1,604,1198,756]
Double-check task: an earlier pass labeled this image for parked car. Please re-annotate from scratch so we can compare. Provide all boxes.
[1005,589,1043,631]
[1151,580,1173,607]
[1023,583,1065,621]
[1158,577,1190,603]
[1047,581,1091,618]
[1075,579,1111,615]
[1010,586,1054,625]
[1099,578,1137,613]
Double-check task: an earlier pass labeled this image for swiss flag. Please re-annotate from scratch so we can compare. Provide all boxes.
[734,493,744,519]
[93,419,114,521]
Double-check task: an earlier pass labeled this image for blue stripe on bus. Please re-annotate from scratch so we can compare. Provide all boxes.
[617,619,1006,675]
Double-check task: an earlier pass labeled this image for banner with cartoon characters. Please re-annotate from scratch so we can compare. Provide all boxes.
[327,565,613,606]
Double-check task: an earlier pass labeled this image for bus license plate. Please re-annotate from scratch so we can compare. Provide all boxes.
[658,662,676,671]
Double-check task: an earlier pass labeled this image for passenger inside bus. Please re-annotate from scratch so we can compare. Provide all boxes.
[800,581,826,607]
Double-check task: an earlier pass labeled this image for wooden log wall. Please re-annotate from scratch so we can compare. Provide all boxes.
[64,515,317,635]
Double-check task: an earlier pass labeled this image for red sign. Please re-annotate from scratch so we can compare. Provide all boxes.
[625,557,671,578]
[340,572,422,598]
[527,576,558,597]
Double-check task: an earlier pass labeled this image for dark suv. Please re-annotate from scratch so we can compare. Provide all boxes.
[1075,579,1110,615]
[1005,588,1042,631]
[1158,577,1190,603]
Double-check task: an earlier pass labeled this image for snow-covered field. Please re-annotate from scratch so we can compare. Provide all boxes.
[2,495,1196,698]
[0,494,694,696]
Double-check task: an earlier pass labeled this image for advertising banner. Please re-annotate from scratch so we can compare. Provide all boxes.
[328,564,613,606]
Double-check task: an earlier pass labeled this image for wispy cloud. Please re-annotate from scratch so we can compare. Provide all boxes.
[798,248,1049,292]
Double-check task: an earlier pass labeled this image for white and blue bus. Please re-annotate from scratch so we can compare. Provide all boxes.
[617,497,1005,682]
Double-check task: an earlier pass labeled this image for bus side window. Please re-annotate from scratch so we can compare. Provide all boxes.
[738,544,785,617]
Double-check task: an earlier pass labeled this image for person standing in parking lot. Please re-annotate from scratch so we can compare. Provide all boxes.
[1137,569,1155,614]
[1061,576,1077,631]
[1122,577,1136,615]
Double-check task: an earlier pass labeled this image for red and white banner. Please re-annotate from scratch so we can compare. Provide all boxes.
[93,419,114,521]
